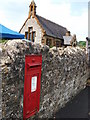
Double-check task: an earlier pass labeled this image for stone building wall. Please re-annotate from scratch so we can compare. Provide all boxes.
[20,17,43,44]
[42,35,62,47]
[0,40,89,119]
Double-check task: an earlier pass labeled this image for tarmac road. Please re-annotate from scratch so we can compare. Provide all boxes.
[55,87,90,120]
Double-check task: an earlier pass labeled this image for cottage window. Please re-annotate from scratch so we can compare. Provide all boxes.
[27,27,36,42]
[30,27,33,32]
[25,32,28,39]
[32,32,36,42]
[46,39,52,47]
[30,33,32,40]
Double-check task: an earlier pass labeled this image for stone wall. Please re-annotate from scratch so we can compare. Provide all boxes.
[0,40,89,119]
[0,48,2,119]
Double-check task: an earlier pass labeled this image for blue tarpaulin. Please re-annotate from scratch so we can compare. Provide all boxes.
[0,24,24,39]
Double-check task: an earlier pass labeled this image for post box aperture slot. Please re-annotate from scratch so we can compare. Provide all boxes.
[27,63,41,68]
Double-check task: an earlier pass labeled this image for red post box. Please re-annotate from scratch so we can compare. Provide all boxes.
[23,55,42,120]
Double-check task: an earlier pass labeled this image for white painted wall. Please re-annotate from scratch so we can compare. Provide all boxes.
[20,17,43,44]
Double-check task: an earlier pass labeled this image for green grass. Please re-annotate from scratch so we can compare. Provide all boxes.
[0,39,8,43]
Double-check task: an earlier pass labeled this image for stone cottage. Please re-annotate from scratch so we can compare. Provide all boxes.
[20,0,70,47]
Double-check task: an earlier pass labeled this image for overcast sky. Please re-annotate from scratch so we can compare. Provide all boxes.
[0,0,89,41]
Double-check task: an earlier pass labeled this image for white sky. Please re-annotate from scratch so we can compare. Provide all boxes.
[0,0,89,41]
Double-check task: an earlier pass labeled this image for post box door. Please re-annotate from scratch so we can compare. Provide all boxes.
[24,68,41,119]
[25,73,39,117]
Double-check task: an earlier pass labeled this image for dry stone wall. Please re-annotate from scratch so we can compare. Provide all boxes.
[0,40,89,119]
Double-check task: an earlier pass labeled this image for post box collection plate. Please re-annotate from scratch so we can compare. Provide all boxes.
[23,55,42,120]
[31,76,37,92]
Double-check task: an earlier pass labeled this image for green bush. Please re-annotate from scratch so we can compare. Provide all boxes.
[78,41,86,48]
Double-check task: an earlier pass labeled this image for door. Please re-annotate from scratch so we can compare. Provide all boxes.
[25,72,39,118]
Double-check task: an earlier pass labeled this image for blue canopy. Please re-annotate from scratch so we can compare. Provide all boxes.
[0,24,24,39]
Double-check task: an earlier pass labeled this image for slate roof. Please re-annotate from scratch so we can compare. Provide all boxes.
[36,15,67,39]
